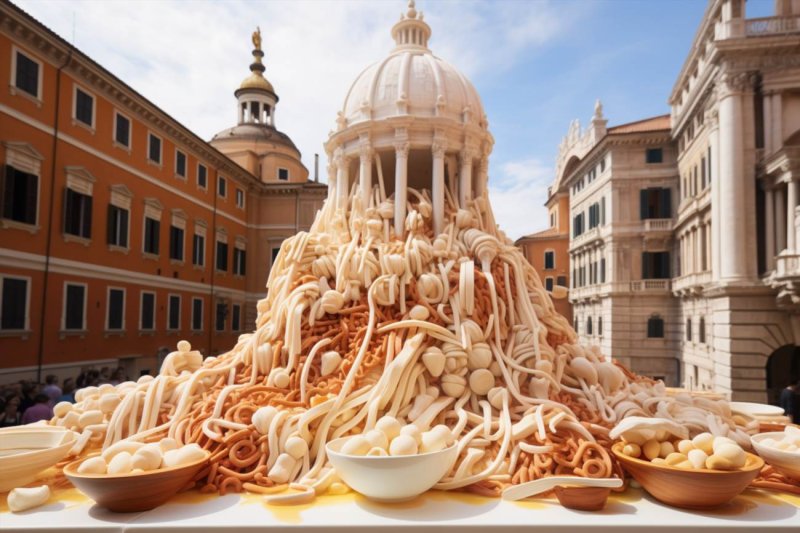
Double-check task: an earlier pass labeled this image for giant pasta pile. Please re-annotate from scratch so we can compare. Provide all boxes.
[50,180,758,501]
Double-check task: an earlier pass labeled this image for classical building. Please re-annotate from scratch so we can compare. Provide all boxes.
[550,103,679,384]
[0,1,323,382]
[669,0,800,402]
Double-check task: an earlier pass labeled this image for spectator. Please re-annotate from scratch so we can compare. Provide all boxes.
[1,396,22,427]
[780,381,796,419]
[21,393,53,425]
[19,383,37,413]
[58,378,76,404]
[42,375,62,405]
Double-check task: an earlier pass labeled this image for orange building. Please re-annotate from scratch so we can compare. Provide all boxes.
[515,189,572,323]
[0,2,324,382]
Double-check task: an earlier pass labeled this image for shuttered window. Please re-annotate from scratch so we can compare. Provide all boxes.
[647,316,664,338]
[640,188,671,219]
[232,304,241,332]
[14,51,39,97]
[169,226,184,261]
[216,241,228,271]
[141,292,155,330]
[642,251,670,279]
[107,205,129,247]
[144,217,160,254]
[192,234,205,266]
[168,295,180,330]
[107,288,124,330]
[215,302,226,331]
[64,284,85,330]
[75,87,93,127]
[1,277,27,330]
[2,165,38,225]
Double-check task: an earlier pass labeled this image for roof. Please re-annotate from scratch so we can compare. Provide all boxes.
[515,227,568,244]
[211,123,300,154]
[607,114,671,135]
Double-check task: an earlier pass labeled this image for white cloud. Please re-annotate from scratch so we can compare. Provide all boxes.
[488,158,553,241]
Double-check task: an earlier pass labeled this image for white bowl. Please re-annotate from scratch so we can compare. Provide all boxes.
[730,402,784,417]
[751,431,800,481]
[326,437,459,502]
[0,426,77,491]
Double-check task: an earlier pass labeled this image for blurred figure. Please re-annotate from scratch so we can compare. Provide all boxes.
[780,379,800,424]
[19,383,37,413]
[58,378,76,403]
[21,393,53,424]
[42,375,62,405]
[0,395,21,427]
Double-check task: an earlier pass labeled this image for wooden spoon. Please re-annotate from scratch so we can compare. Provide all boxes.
[501,476,623,502]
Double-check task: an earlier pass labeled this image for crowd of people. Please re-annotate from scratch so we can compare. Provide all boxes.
[0,367,129,428]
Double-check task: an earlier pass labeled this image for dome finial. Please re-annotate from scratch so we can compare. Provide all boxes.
[407,0,418,19]
[237,26,276,95]
[392,0,431,49]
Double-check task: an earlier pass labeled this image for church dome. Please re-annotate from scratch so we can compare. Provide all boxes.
[239,71,275,94]
[337,1,487,131]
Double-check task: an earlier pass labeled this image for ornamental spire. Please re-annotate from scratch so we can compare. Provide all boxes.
[392,0,431,50]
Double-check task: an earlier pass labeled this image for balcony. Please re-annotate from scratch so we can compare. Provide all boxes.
[570,226,601,251]
[673,272,712,296]
[769,252,800,308]
[627,279,671,293]
[568,279,672,302]
[746,16,800,37]
[643,218,674,232]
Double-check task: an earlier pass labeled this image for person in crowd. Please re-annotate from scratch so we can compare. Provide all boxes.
[21,393,53,424]
[18,383,37,413]
[58,378,76,403]
[780,380,796,419]
[42,374,62,405]
[1,395,22,427]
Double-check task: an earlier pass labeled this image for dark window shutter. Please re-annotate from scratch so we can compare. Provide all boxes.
[661,188,671,218]
[660,252,670,278]
[1,278,27,330]
[25,172,37,224]
[2,165,14,219]
[65,285,84,329]
[107,205,115,244]
[640,189,648,220]
[153,220,160,253]
[63,188,73,234]
[120,209,128,247]
[82,195,92,238]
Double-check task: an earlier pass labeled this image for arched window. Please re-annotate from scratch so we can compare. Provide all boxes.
[647,316,664,338]
[587,317,593,336]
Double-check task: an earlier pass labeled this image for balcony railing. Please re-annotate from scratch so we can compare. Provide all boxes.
[672,272,712,294]
[569,279,671,301]
[628,279,671,292]
[570,226,601,250]
[774,253,800,280]
[644,218,673,232]
[746,16,800,37]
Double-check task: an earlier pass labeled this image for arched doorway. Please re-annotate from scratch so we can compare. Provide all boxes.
[766,344,800,406]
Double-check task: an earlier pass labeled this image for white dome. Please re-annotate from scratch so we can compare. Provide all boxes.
[340,49,486,128]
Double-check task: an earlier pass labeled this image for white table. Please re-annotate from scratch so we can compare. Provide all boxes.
[1,486,798,532]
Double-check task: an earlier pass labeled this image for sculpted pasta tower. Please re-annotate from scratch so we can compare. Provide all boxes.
[50,0,755,499]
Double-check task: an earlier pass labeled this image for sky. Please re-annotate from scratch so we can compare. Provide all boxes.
[13,0,776,240]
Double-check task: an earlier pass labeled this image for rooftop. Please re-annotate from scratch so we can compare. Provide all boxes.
[607,114,671,135]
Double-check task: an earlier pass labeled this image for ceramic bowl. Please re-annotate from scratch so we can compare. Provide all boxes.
[553,485,611,511]
[729,402,784,417]
[326,437,459,502]
[0,426,76,492]
[751,432,800,481]
[611,442,764,509]
[64,451,209,512]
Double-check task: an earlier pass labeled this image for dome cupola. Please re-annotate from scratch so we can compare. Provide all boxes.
[234,27,278,127]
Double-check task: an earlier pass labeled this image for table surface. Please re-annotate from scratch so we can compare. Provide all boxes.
[1,484,799,532]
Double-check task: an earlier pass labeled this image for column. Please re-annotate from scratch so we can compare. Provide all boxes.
[705,223,712,272]
[359,144,373,210]
[708,108,722,281]
[475,157,488,198]
[717,72,751,281]
[335,151,349,210]
[270,107,276,127]
[787,179,798,252]
[765,187,776,270]
[772,93,783,152]
[763,92,773,154]
[696,225,704,272]
[458,149,474,208]
[394,142,409,237]
[776,186,787,252]
[432,141,447,236]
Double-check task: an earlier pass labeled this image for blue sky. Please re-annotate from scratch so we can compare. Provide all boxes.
[13,0,777,239]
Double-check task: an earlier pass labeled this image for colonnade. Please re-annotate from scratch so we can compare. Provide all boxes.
[764,178,799,270]
[328,140,487,237]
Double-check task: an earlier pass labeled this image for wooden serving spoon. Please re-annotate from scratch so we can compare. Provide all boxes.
[501,476,623,502]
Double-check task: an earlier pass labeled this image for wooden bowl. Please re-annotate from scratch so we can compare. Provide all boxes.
[64,452,209,512]
[0,426,76,492]
[553,486,611,511]
[612,442,764,509]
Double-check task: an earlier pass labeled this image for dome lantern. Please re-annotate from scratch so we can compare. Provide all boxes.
[391,1,431,50]
[234,27,279,128]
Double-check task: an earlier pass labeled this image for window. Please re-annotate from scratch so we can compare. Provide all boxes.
[600,157,606,173]
[573,212,585,237]
[148,133,162,164]
[647,316,664,338]
[63,283,86,330]
[114,112,130,147]
[277,168,289,181]
[588,202,601,229]
[107,205,129,248]
[236,188,245,209]
[64,188,92,239]
[2,165,38,225]
[686,318,693,341]
[600,258,606,283]
[140,292,155,330]
[587,317,593,336]
[175,150,186,178]
[215,302,226,331]
[699,317,706,344]
[192,298,203,331]
[233,248,246,276]
[107,288,124,330]
[271,247,281,263]
[573,317,579,334]
[232,304,241,332]
[707,146,712,184]
[545,277,554,291]
[550,213,555,227]
[600,196,606,225]
[144,217,160,255]
[640,188,671,219]
[557,276,567,287]
[169,225,184,261]
[598,317,603,337]
[218,176,227,198]
[1,277,29,330]
[646,148,663,164]
[642,251,671,279]
[13,49,39,98]
[192,234,205,266]
[74,86,94,128]
[700,156,707,189]
[167,294,181,330]
[544,251,555,270]
[216,241,228,271]
[197,164,207,189]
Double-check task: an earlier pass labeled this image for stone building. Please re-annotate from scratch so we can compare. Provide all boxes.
[0,2,323,382]
[669,0,800,402]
